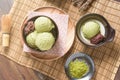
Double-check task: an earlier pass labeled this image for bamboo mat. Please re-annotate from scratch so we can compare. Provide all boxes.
[0,0,120,80]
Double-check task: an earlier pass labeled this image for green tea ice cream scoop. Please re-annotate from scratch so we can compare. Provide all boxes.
[35,32,55,51]
[26,31,37,48]
[82,21,100,39]
[34,16,55,33]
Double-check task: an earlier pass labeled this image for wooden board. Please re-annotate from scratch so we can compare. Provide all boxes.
[21,7,75,60]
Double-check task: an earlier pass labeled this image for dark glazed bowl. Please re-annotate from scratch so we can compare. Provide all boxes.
[64,52,95,80]
[76,13,115,47]
[22,15,59,52]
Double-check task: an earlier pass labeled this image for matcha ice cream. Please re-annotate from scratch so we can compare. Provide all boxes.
[25,16,57,51]
[35,32,55,51]
[34,17,55,33]
[26,31,37,48]
[82,21,100,39]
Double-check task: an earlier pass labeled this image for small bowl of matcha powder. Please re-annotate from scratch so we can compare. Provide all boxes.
[69,59,89,78]
[64,52,95,80]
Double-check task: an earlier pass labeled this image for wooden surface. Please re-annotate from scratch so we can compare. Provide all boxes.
[0,54,119,80]
[0,55,54,80]
[0,0,53,80]
[0,0,120,80]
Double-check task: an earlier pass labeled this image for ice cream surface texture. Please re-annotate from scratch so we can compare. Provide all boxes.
[82,21,100,39]
[35,32,55,51]
[26,31,37,48]
[34,17,55,33]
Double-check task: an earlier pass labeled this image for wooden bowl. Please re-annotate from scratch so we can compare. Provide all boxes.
[20,7,75,61]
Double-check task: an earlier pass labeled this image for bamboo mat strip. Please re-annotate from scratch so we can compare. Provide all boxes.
[0,0,120,80]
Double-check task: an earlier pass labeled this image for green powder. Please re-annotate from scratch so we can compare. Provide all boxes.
[69,59,89,78]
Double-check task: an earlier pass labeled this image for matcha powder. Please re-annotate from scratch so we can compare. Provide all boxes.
[69,59,89,78]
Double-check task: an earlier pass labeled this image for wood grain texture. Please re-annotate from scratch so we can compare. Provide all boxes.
[0,55,54,80]
[0,55,38,80]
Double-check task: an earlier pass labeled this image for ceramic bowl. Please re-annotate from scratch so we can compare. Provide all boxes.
[76,13,115,47]
[21,15,58,52]
[64,52,95,80]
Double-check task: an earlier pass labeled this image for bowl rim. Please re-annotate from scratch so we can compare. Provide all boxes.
[76,13,115,48]
[64,52,95,80]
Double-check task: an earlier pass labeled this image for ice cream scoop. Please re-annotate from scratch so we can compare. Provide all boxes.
[35,32,55,51]
[26,31,37,48]
[34,16,55,33]
[82,21,100,39]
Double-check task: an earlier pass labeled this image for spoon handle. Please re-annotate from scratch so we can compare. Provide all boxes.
[2,33,10,47]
